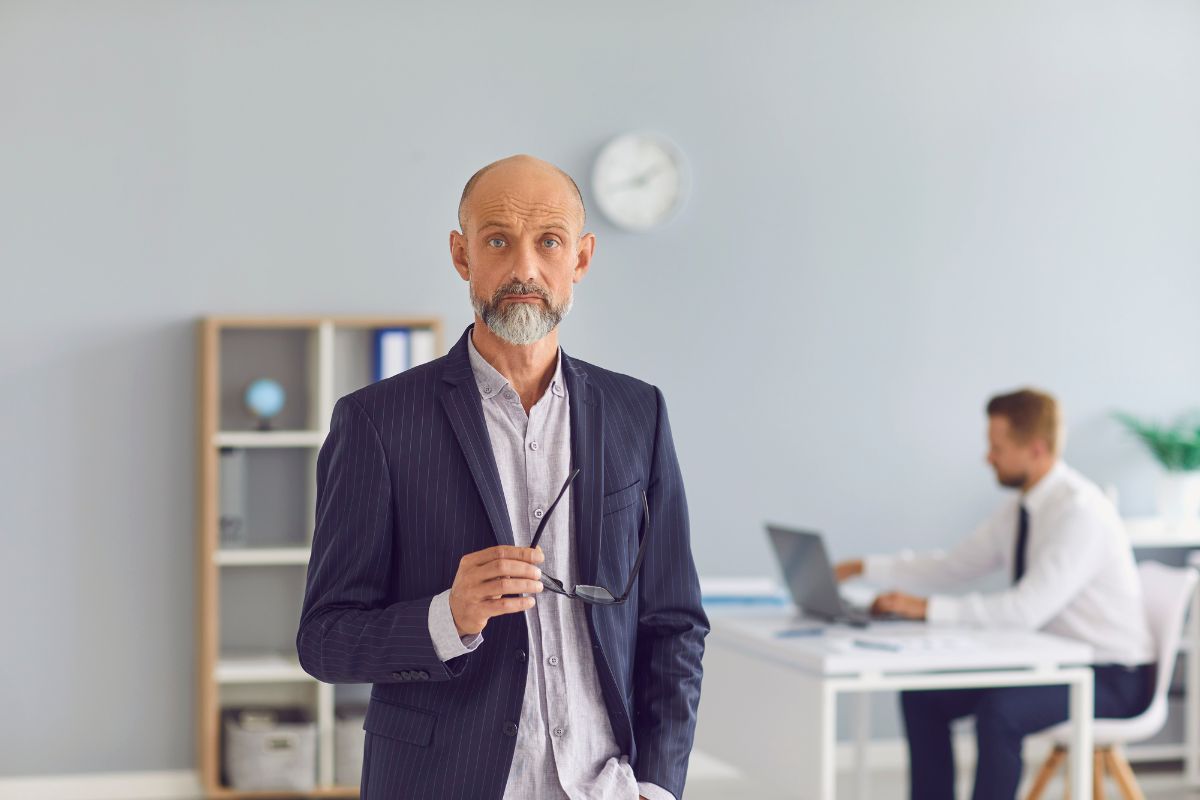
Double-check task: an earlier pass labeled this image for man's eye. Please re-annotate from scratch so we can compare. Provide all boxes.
[543,239,560,248]
[488,238,505,248]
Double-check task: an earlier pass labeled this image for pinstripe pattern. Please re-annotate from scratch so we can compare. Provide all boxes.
[297,324,709,799]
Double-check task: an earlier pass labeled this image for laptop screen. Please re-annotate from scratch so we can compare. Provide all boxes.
[766,526,844,620]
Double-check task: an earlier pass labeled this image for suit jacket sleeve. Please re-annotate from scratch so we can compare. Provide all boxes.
[296,394,467,684]
[632,386,710,796]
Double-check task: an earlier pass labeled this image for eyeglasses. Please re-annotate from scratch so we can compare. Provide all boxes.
[527,467,651,605]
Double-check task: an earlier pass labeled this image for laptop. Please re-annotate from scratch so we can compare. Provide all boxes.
[765,524,905,627]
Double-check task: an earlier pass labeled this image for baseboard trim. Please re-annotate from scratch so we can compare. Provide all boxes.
[0,769,202,800]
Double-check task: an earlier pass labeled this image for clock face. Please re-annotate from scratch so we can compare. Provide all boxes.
[592,133,687,231]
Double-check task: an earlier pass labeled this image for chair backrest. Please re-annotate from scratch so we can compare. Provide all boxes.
[1139,560,1198,711]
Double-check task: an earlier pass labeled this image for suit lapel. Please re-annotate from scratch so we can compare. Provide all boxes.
[438,326,516,547]
[562,349,604,588]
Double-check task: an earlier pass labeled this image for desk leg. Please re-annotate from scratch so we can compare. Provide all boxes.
[855,692,870,800]
[1067,669,1094,800]
[1187,581,1200,786]
[794,674,837,800]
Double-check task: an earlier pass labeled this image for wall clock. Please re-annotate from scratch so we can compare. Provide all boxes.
[591,132,689,231]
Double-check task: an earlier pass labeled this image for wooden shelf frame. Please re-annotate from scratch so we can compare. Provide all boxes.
[196,314,443,798]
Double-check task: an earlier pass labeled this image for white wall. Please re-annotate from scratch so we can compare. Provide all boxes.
[1,0,1198,777]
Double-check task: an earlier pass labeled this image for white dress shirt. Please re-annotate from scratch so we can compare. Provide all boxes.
[423,328,671,800]
[864,461,1154,665]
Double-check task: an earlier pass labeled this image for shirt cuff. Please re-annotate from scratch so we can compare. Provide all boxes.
[428,588,483,661]
[926,594,962,625]
[637,782,676,800]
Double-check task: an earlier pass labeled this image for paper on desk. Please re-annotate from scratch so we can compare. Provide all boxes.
[848,633,980,652]
[700,576,788,606]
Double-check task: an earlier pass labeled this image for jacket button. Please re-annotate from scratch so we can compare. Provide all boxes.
[503,722,519,737]
[417,670,429,680]
[515,649,527,663]
[391,671,403,680]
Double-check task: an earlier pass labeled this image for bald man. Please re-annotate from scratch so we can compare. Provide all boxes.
[298,155,708,800]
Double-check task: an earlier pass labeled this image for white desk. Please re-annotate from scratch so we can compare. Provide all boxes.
[1125,516,1200,549]
[709,608,1095,800]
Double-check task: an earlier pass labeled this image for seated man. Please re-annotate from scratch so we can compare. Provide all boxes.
[835,387,1155,800]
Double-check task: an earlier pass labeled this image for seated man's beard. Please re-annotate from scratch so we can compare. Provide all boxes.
[471,280,573,346]
[995,469,1028,489]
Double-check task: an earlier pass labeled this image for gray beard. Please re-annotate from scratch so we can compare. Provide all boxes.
[470,280,573,346]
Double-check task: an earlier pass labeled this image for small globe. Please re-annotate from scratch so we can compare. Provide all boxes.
[245,379,286,423]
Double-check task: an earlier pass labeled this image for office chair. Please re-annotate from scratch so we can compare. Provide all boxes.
[1024,560,1198,800]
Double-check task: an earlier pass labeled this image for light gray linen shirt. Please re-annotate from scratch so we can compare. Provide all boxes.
[425,328,672,800]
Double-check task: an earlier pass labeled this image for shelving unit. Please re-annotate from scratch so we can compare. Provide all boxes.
[215,546,312,567]
[196,315,443,799]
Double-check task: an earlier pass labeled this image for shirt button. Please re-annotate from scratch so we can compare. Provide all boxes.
[482,385,492,394]
[547,655,560,666]
[503,722,519,737]
[533,508,544,519]
[552,726,565,737]
[529,441,538,451]
[503,389,515,400]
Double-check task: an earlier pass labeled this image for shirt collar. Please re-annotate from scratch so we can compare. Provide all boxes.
[1022,460,1068,515]
[465,324,566,401]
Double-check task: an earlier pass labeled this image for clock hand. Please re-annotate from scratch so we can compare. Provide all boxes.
[607,163,666,191]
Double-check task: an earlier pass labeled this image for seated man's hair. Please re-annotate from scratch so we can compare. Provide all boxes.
[986,388,1064,455]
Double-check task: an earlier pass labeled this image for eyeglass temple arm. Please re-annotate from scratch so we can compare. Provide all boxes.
[615,490,652,602]
[529,467,580,550]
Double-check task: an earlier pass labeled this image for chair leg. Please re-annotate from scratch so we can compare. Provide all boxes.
[1093,747,1108,800]
[1103,747,1145,800]
[1025,745,1067,800]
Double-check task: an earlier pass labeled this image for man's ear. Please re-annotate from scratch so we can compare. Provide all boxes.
[573,232,596,283]
[449,230,471,280]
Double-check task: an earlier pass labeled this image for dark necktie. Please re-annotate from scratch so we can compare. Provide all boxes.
[1013,504,1029,584]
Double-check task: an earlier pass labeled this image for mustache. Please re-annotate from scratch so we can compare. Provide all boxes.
[493,282,550,303]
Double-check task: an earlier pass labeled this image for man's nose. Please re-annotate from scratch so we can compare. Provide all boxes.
[509,240,541,283]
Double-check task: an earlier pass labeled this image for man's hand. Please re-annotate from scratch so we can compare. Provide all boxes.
[871,591,928,620]
[448,545,545,636]
[833,558,864,583]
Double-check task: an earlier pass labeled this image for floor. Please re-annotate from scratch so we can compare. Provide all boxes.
[165,767,1200,799]
[685,764,1200,799]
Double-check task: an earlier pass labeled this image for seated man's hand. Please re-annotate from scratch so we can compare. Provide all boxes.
[833,558,864,583]
[449,545,545,636]
[871,591,928,620]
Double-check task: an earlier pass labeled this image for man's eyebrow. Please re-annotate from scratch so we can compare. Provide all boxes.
[477,219,574,233]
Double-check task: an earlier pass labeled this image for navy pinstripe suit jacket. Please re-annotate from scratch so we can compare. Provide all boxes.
[296,324,709,799]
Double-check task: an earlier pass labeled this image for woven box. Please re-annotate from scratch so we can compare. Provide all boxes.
[222,707,316,791]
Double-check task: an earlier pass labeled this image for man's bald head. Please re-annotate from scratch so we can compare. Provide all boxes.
[457,154,586,234]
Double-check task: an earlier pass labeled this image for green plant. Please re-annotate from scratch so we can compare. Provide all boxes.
[1114,411,1200,472]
